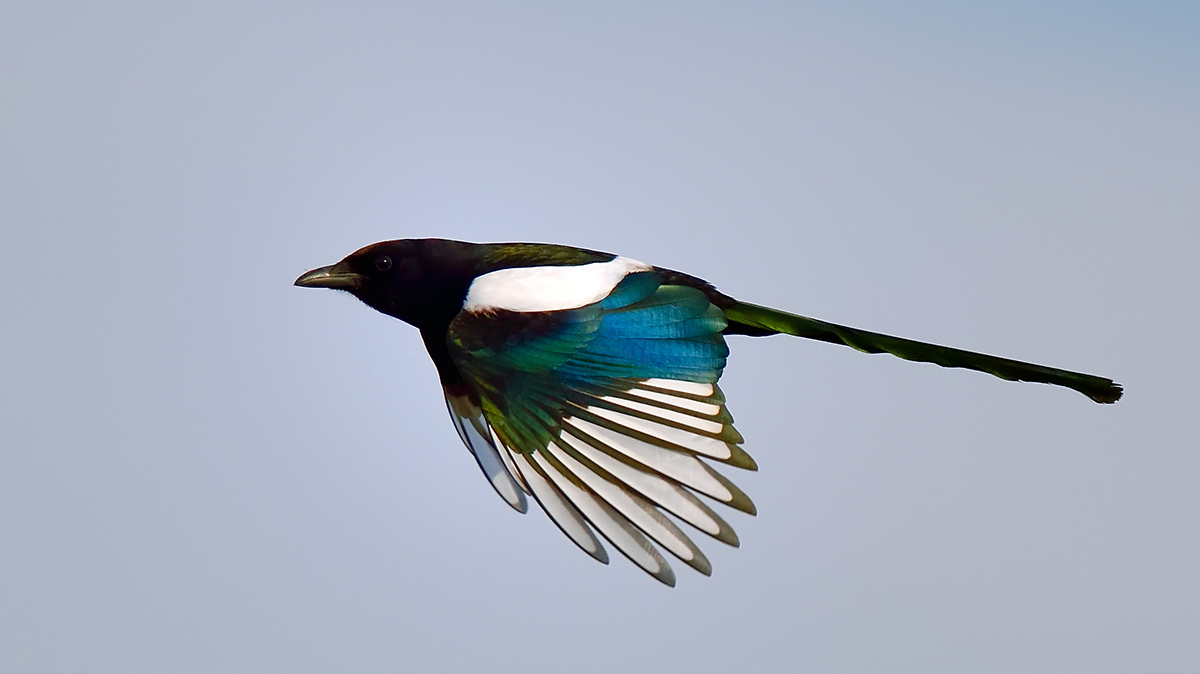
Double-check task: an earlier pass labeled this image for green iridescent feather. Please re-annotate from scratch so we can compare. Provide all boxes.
[448,272,731,455]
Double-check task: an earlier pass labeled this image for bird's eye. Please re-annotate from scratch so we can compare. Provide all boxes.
[375,255,393,271]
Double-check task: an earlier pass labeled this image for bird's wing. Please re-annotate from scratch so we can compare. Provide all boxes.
[444,390,528,513]
[446,271,754,585]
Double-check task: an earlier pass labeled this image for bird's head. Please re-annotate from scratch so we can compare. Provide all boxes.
[294,238,484,330]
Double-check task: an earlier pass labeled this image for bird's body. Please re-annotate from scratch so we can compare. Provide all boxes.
[295,238,1121,585]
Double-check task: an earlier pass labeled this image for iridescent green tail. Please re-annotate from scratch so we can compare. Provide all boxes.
[724,301,1122,404]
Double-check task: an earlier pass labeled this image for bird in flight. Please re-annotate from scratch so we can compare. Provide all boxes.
[295,238,1121,585]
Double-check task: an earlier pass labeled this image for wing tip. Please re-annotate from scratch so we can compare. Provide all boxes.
[506,491,530,513]
[711,523,741,548]
[652,564,677,587]
[687,552,713,577]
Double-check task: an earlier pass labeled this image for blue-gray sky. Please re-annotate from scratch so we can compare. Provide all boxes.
[2,2,1197,672]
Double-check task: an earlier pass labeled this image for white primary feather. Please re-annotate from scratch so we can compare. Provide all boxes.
[640,378,714,397]
[598,395,725,434]
[626,387,722,415]
[561,417,734,503]
[555,429,736,544]
[529,450,676,585]
[582,405,734,460]
[543,439,711,574]
[508,452,608,563]
[449,353,750,582]
[444,393,528,512]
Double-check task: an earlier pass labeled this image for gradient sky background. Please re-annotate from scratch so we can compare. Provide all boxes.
[2,2,1197,672]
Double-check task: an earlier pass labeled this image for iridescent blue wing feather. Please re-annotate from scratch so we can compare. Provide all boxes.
[446,271,756,585]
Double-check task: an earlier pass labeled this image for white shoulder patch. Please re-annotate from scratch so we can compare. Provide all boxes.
[463,256,652,313]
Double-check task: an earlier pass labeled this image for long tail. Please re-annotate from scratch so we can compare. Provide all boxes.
[723,301,1122,404]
